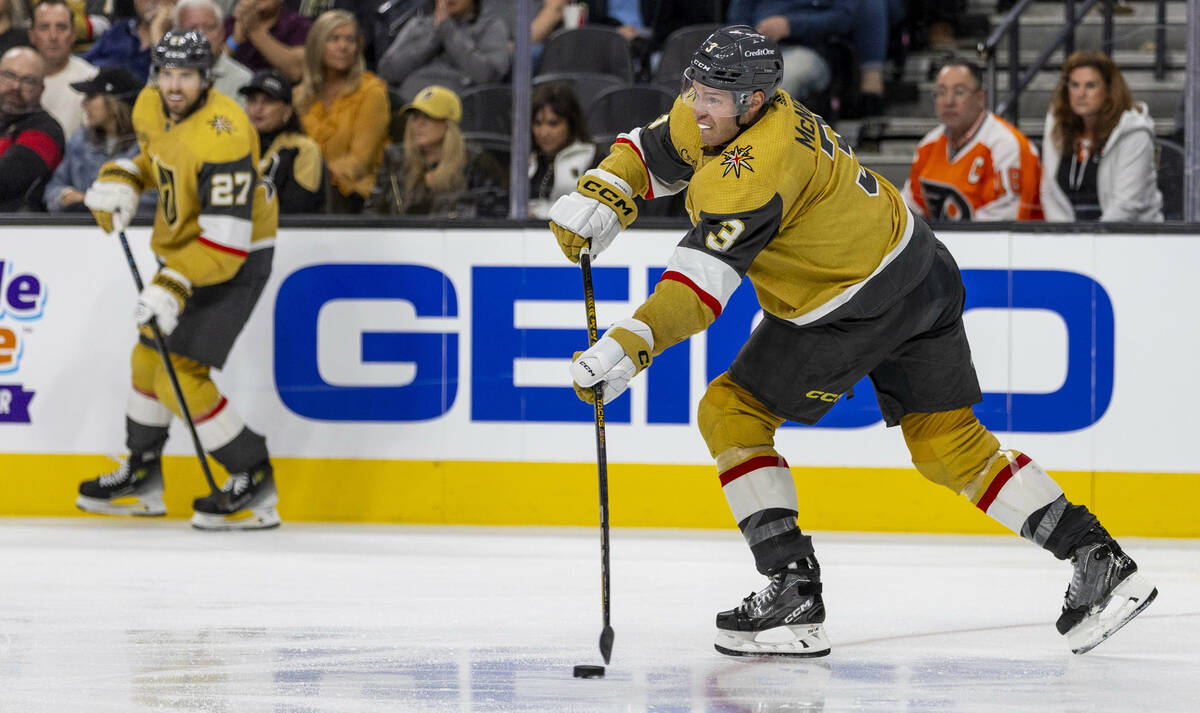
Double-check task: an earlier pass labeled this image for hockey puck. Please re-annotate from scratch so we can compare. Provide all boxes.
[573,664,605,678]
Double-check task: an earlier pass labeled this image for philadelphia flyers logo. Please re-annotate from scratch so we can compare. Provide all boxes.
[919,179,973,221]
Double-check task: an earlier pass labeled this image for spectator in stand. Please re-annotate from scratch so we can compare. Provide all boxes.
[1040,50,1162,222]
[84,0,175,81]
[366,84,508,217]
[0,47,65,211]
[286,0,382,67]
[239,68,324,212]
[44,65,158,214]
[528,82,596,218]
[377,0,510,103]
[902,59,1042,221]
[62,0,114,51]
[31,0,99,137]
[294,9,388,213]
[530,0,565,45]
[725,0,851,103]
[175,0,252,104]
[906,0,963,52]
[0,0,31,57]
[224,0,311,82]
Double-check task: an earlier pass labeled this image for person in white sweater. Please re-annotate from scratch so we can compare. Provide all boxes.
[527,82,598,219]
[1040,50,1162,222]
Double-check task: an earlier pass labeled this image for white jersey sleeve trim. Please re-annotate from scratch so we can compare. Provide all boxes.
[196,213,252,257]
[664,246,743,314]
[781,206,917,327]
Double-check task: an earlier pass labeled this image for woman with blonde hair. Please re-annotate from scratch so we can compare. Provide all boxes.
[1040,50,1162,222]
[294,8,389,213]
[367,84,507,217]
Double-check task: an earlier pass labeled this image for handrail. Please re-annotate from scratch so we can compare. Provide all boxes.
[976,0,1169,127]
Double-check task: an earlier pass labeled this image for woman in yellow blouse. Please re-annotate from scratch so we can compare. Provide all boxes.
[294,9,390,213]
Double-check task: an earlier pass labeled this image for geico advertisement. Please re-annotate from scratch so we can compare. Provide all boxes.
[0,226,1197,472]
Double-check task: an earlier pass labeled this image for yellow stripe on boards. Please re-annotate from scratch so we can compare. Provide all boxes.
[0,454,1195,537]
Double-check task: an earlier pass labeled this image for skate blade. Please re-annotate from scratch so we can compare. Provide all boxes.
[75,494,166,517]
[714,623,831,658]
[1068,573,1158,654]
[190,507,281,531]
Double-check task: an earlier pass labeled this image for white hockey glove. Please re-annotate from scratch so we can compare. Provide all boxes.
[85,160,143,235]
[549,168,638,263]
[135,268,191,336]
[570,317,654,404]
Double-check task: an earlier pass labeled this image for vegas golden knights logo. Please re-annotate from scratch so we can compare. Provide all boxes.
[157,163,178,224]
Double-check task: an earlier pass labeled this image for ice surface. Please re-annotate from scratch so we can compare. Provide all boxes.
[1,519,1196,712]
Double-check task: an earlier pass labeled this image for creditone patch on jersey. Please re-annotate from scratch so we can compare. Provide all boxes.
[209,114,234,136]
[720,145,755,178]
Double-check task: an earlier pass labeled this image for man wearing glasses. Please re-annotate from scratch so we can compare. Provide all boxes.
[902,60,1043,221]
[0,47,65,211]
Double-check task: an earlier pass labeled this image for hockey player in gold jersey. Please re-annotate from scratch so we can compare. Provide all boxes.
[550,26,1156,656]
[77,29,281,530]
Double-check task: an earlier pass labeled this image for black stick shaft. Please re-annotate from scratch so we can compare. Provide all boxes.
[579,248,614,664]
[118,231,220,496]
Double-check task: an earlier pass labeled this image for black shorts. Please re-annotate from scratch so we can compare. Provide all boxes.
[144,247,273,369]
[728,238,981,427]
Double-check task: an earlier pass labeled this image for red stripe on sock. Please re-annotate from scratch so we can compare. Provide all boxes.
[976,452,1032,511]
[133,386,157,399]
[660,270,723,318]
[195,396,228,424]
[719,455,787,486]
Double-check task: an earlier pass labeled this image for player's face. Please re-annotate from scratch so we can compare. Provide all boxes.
[532,105,569,155]
[30,4,75,67]
[246,92,291,132]
[178,6,224,59]
[687,81,741,146]
[157,65,205,120]
[934,65,985,138]
[322,23,358,74]
[407,111,447,148]
[1067,66,1108,122]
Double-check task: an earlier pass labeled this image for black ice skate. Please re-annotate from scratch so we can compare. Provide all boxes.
[714,557,831,657]
[76,455,166,516]
[1056,534,1157,654]
[190,463,280,531]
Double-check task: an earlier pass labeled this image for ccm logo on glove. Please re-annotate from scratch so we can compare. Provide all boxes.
[580,178,635,219]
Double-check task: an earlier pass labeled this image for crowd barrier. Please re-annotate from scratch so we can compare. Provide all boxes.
[1,220,1196,536]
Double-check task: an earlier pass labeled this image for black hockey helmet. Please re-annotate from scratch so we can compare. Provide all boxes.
[682,25,783,116]
[152,29,215,80]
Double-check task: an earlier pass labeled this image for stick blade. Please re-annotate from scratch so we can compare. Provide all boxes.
[599,625,614,664]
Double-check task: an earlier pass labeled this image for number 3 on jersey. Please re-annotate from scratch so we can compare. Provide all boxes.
[706,219,745,251]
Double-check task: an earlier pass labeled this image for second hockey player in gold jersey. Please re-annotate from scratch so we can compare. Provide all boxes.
[78,29,281,530]
[550,26,1156,658]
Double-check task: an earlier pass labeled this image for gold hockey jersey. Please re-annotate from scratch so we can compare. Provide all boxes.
[600,89,932,354]
[124,85,278,287]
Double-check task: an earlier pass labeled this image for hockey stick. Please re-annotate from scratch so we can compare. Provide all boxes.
[579,246,615,665]
[117,231,224,501]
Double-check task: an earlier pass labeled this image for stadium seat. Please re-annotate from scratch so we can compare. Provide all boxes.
[539,27,634,83]
[1155,137,1184,221]
[532,72,627,106]
[586,84,677,145]
[460,83,513,135]
[653,23,721,89]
